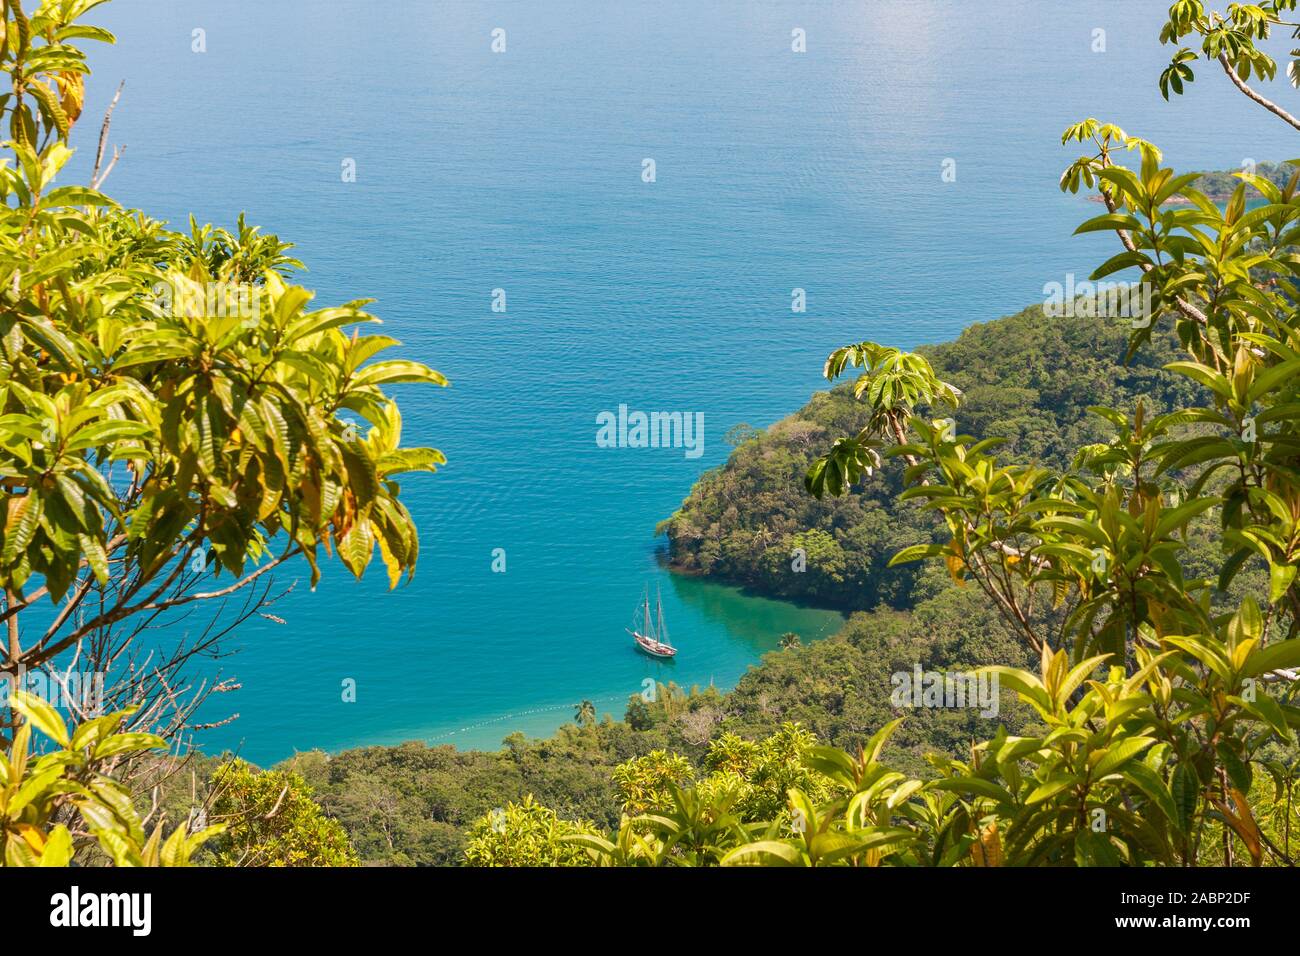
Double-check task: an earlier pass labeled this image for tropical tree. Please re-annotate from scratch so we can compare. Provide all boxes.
[1156,0,1300,108]
[0,0,445,773]
[798,0,1300,865]
[203,759,358,867]
[610,749,694,815]
[804,343,959,499]
[573,700,596,728]
[620,780,750,866]
[463,795,594,867]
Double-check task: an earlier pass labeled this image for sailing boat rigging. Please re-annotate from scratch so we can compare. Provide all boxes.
[629,584,676,659]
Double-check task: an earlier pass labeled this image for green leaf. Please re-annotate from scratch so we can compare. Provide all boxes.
[1170,763,1199,835]
[10,766,64,815]
[720,840,805,867]
[2,494,42,565]
[10,690,69,747]
[1027,775,1077,805]
[352,360,448,388]
[888,543,945,566]
[1163,361,1232,398]
[91,732,166,761]
[926,777,1015,804]
[26,81,68,138]
[43,185,115,208]
[1244,637,1300,677]
[1091,737,1156,779]
[1121,761,1179,825]
[1269,563,1297,604]
[38,825,74,866]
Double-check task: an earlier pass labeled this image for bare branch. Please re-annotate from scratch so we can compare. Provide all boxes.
[90,80,124,189]
[29,546,300,669]
[0,585,47,629]
[1218,53,1300,133]
[4,588,20,663]
[93,145,125,191]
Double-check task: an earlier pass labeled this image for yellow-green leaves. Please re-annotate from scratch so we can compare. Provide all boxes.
[0,7,445,654]
[37,825,72,866]
[9,690,69,747]
[352,359,447,389]
[0,207,446,616]
[1243,634,1300,678]
[1090,736,1157,780]
[0,1,111,145]
[0,695,218,867]
[804,433,880,499]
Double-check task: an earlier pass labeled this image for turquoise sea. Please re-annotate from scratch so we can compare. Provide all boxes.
[65,1,1300,764]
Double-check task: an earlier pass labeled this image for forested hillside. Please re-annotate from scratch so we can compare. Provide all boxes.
[1177,159,1292,198]
[659,305,1200,610]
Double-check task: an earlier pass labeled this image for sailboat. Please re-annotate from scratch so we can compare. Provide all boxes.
[629,585,676,659]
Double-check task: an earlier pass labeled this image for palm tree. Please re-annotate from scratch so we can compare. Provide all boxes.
[574,700,597,728]
[779,632,802,650]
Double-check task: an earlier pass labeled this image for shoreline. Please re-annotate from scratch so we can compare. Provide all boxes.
[265,573,847,765]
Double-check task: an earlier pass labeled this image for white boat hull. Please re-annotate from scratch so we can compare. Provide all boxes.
[632,631,676,658]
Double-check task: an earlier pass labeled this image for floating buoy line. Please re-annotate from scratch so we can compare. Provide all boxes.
[425,692,630,743]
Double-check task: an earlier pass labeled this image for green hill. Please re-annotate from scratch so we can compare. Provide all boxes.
[658,304,1200,611]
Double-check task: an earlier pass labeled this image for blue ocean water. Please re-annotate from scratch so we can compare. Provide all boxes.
[62,1,1300,763]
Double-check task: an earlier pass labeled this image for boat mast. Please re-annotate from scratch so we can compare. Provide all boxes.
[657,584,670,648]
[643,587,653,640]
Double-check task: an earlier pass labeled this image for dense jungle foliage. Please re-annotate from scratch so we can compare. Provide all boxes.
[271,579,1035,865]
[659,305,1209,611]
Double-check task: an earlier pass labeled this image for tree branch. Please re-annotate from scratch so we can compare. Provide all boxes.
[27,546,301,668]
[90,80,124,190]
[1098,186,1210,328]
[4,588,19,663]
[1218,53,1300,133]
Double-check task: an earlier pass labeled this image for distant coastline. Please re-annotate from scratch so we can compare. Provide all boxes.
[1086,159,1293,203]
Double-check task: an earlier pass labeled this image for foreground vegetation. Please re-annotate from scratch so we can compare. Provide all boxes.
[0,1,442,864]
